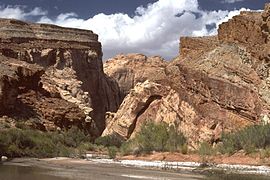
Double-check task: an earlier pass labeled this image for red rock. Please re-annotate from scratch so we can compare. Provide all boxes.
[103,3,270,149]
[0,19,122,136]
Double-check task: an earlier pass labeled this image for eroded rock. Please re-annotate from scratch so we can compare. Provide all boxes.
[104,53,167,99]
[0,19,121,136]
[102,4,270,149]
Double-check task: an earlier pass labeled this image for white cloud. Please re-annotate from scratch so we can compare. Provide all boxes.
[222,0,245,3]
[0,0,246,60]
[0,5,47,20]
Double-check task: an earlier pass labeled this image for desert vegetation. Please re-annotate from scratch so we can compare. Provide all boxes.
[2,121,270,160]
[119,121,187,156]
[219,124,270,155]
[197,124,270,158]
[0,126,95,158]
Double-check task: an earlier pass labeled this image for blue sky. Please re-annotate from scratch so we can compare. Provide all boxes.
[0,0,268,60]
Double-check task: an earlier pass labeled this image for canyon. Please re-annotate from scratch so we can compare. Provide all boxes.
[0,3,270,149]
[0,19,121,137]
[102,3,270,148]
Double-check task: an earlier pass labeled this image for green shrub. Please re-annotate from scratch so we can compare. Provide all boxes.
[120,139,141,156]
[219,124,270,155]
[181,144,188,154]
[108,146,118,159]
[260,147,270,159]
[15,122,28,130]
[166,125,187,152]
[120,141,133,156]
[136,121,169,153]
[199,142,215,156]
[0,127,92,158]
[61,126,91,148]
[95,135,122,147]
[120,121,187,155]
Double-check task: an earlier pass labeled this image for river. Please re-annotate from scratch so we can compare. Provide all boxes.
[0,159,270,180]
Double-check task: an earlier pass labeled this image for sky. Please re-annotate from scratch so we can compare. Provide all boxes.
[0,0,268,60]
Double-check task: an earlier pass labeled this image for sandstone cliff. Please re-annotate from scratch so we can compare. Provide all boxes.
[1,4,270,149]
[102,3,270,149]
[104,54,167,99]
[0,19,121,136]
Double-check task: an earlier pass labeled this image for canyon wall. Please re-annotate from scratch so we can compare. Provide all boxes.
[0,3,269,148]
[0,19,121,136]
[102,3,270,148]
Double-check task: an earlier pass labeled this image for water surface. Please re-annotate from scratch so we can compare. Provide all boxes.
[0,163,270,180]
[0,165,68,180]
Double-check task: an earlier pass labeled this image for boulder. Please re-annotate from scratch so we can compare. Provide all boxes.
[1,156,8,162]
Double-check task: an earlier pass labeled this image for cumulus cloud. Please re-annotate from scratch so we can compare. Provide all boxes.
[0,5,47,20]
[0,0,246,60]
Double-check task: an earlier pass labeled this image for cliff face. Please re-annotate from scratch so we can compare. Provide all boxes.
[1,4,269,148]
[0,19,121,136]
[102,3,270,148]
[104,54,167,99]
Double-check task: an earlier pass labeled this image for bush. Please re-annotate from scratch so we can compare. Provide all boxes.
[0,127,92,158]
[199,142,215,156]
[95,135,122,147]
[120,139,141,156]
[136,121,169,153]
[15,122,28,130]
[61,126,91,148]
[181,144,188,154]
[166,125,187,152]
[219,124,270,155]
[108,146,118,159]
[260,147,270,159]
[120,121,187,155]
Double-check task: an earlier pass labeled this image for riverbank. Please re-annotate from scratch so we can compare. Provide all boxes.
[1,158,205,180]
[116,152,270,176]
[2,154,270,179]
[117,151,270,166]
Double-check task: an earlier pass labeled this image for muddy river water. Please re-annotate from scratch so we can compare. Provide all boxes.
[0,160,270,180]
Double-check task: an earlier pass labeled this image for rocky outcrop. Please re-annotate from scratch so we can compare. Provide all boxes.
[218,4,270,70]
[0,56,44,115]
[1,4,270,148]
[102,81,167,139]
[104,54,167,99]
[179,36,219,60]
[0,19,121,136]
[103,3,270,148]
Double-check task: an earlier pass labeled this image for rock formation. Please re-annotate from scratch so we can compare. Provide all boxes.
[104,54,167,99]
[1,3,270,149]
[0,19,121,136]
[102,3,270,149]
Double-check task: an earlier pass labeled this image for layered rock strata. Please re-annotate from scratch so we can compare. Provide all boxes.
[104,54,167,99]
[103,3,270,148]
[0,19,121,136]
